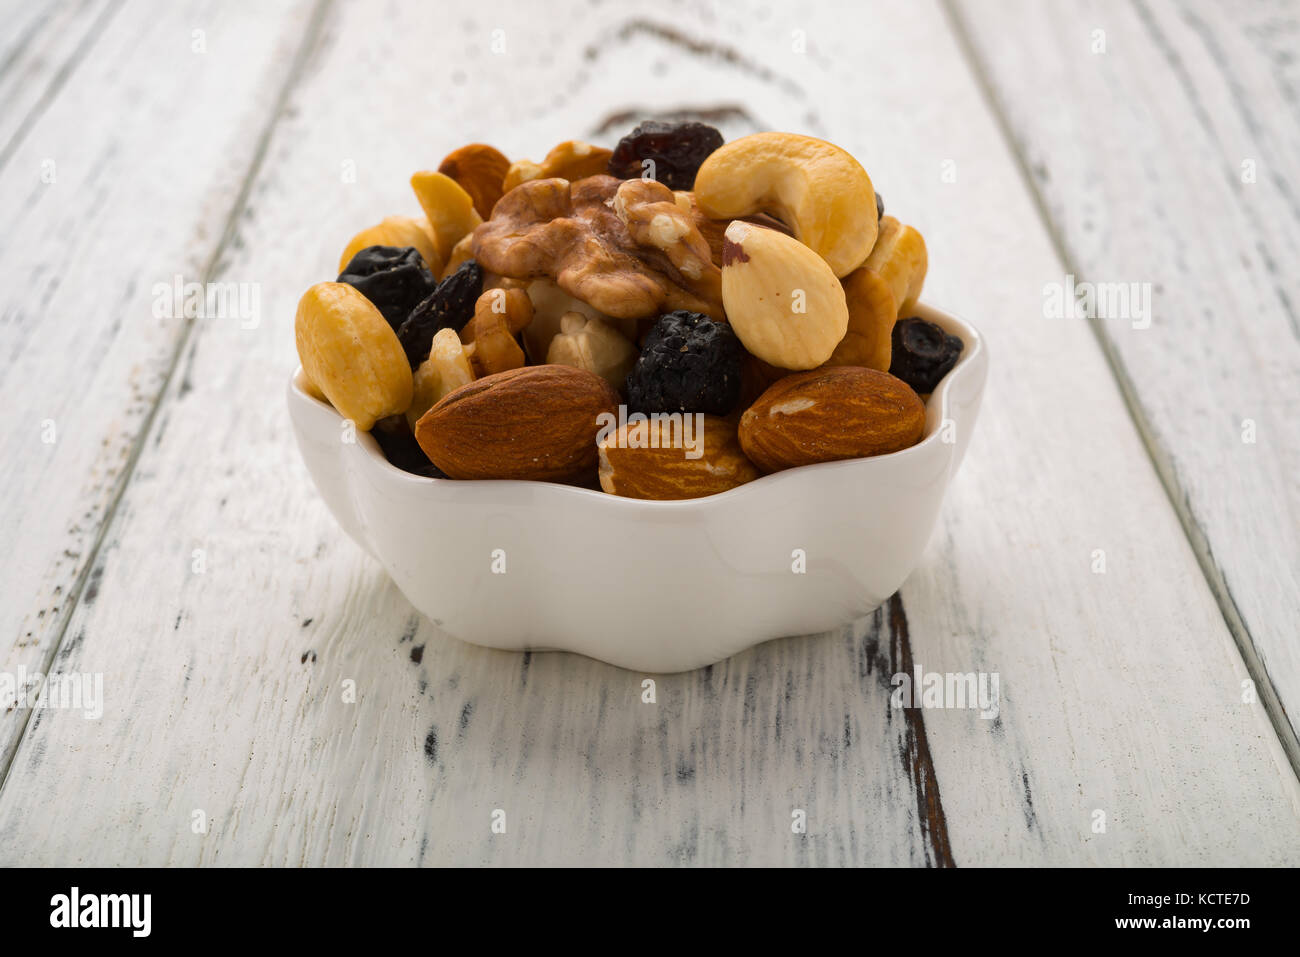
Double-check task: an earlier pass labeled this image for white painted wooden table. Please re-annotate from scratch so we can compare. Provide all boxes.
[1,0,1299,866]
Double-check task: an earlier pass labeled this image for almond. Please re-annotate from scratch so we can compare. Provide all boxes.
[414,365,619,481]
[738,366,925,473]
[695,132,877,277]
[721,220,849,370]
[438,143,511,218]
[598,414,759,500]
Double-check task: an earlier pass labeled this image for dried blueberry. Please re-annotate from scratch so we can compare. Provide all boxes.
[607,120,725,190]
[371,417,447,477]
[889,317,963,394]
[626,310,742,415]
[875,191,884,221]
[338,245,438,333]
[396,260,483,368]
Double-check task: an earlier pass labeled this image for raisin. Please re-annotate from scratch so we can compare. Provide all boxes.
[396,260,483,368]
[371,417,447,477]
[889,317,964,394]
[607,121,724,190]
[626,310,742,415]
[338,246,438,333]
[875,191,884,221]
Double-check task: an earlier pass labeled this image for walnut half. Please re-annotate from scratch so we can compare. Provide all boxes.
[471,175,723,321]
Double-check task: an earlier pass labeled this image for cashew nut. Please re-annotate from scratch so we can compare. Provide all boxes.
[828,216,927,371]
[546,312,639,389]
[693,132,877,278]
[339,215,443,276]
[460,288,528,377]
[407,328,476,430]
[295,283,413,431]
[410,171,483,262]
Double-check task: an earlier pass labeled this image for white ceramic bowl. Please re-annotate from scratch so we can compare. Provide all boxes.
[288,303,987,672]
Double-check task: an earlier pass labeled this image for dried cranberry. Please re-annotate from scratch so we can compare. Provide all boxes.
[889,317,963,394]
[396,260,483,368]
[607,121,724,190]
[626,311,742,415]
[338,246,437,332]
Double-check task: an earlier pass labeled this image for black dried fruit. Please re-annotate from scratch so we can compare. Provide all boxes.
[889,317,963,394]
[396,260,483,368]
[338,246,438,333]
[626,310,742,415]
[371,417,447,478]
[607,121,725,190]
[875,191,884,221]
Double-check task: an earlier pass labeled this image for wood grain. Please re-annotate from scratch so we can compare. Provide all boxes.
[0,0,119,167]
[0,0,954,867]
[0,0,319,772]
[0,0,1298,866]
[947,0,1300,769]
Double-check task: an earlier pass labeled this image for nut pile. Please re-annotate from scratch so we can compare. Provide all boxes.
[295,124,963,500]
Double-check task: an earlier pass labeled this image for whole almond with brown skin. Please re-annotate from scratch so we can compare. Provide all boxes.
[415,365,619,481]
[738,366,925,473]
[438,143,511,218]
[598,415,760,500]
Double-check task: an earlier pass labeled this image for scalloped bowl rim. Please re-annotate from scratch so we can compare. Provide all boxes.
[289,302,985,507]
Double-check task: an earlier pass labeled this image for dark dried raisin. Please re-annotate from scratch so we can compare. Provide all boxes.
[626,310,742,415]
[607,121,724,190]
[338,246,438,332]
[396,260,483,368]
[371,417,447,477]
[889,317,963,394]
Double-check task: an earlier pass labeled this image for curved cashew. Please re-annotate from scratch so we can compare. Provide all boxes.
[828,216,928,371]
[693,132,877,278]
[460,289,528,377]
[410,171,483,262]
[339,215,443,276]
[295,283,412,431]
[407,328,476,431]
[546,313,638,389]
[863,215,928,315]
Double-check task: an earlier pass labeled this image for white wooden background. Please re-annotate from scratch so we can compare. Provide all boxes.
[0,0,1298,865]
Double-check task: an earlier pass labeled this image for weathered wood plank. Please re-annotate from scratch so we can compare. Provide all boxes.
[1,0,1298,865]
[0,0,955,868]
[947,0,1300,769]
[0,0,320,773]
[0,0,118,164]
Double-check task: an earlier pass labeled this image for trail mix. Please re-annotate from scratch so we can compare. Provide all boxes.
[295,124,963,500]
